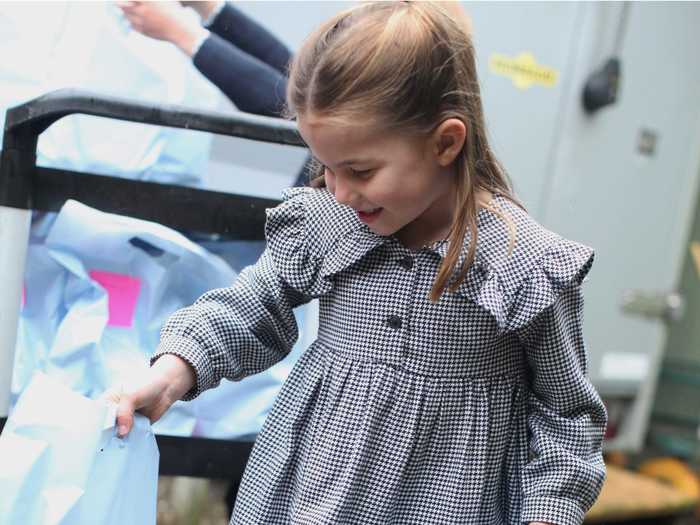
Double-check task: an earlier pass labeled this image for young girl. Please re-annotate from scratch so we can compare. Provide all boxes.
[115,3,606,523]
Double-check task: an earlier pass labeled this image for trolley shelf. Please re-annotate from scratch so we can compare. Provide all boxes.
[0,89,308,479]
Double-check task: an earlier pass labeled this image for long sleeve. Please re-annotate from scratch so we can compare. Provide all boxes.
[192,33,287,116]
[206,2,292,74]
[152,189,336,399]
[517,285,607,525]
[154,248,309,399]
[194,3,307,178]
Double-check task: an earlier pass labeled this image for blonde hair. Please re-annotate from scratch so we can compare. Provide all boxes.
[287,1,521,302]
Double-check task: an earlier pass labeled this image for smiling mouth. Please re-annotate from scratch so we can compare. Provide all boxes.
[357,207,383,223]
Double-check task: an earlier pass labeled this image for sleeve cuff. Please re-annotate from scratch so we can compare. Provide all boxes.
[190,29,211,58]
[202,1,226,27]
[151,335,216,400]
[521,495,586,525]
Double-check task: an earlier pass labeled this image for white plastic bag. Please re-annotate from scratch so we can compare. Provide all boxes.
[0,372,158,525]
[0,2,221,187]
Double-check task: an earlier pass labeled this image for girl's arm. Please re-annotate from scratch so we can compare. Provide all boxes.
[517,285,607,525]
[153,248,310,399]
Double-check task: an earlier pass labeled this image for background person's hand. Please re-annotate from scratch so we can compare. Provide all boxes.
[102,353,196,437]
[117,1,208,56]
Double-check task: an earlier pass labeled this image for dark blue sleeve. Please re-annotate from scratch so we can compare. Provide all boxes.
[193,33,287,117]
[207,3,292,75]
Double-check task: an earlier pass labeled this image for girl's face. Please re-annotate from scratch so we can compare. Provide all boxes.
[298,113,460,248]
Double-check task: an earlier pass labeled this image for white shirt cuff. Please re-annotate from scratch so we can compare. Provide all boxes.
[202,1,226,27]
[191,28,211,57]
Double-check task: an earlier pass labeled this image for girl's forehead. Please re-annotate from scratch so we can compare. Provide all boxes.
[299,114,384,152]
[298,112,428,167]
[300,113,377,137]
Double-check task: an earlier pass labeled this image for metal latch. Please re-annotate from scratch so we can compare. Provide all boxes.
[620,290,685,322]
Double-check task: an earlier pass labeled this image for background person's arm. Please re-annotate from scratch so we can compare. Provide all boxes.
[194,35,287,116]
[186,1,292,74]
[119,1,288,116]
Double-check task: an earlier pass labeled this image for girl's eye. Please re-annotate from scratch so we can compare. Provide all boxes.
[349,167,373,178]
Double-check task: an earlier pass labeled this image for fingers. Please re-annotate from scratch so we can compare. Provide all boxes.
[111,379,148,437]
[116,1,138,16]
[117,4,140,28]
[104,359,187,436]
[99,386,122,405]
[116,393,136,437]
[117,1,145,20]
[98,385,135,436]
[104,384,160,437]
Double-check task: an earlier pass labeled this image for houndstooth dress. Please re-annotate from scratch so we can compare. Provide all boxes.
[155,187,607,525]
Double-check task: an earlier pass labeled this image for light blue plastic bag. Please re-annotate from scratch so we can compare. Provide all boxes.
[0,372,158,525]
[14,201,236,436]
[14,200,316,439]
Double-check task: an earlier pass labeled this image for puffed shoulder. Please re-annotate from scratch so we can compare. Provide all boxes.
[505,237,593,331]
[453,197,594,333]
[264,187,386,296]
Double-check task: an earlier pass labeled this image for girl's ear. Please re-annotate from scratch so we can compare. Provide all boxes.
[432,118,467,166]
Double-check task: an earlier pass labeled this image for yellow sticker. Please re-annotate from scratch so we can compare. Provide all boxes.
[690,241,700,279]
[489,52,559,90]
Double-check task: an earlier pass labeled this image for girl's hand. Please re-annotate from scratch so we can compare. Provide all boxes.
[102,354,196,437]
[117,1,208,56]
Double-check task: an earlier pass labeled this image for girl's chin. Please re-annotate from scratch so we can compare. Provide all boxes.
[366,222,399,237]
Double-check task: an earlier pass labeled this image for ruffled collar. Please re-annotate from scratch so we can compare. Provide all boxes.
[308,190,591,335]
[423,205,511,331]
[317,195,512,328]
[319,222,390,278]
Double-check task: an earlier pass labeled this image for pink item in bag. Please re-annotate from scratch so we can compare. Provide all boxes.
[88,270,141,328]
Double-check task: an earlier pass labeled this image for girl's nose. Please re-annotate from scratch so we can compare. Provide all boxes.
[332,174,359,207]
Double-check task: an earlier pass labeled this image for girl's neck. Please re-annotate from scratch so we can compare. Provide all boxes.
[395,182,456,250]
[395,188,493,251]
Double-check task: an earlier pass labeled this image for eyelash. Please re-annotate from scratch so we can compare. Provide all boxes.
[349,167,373,178]
[314,160,373,179]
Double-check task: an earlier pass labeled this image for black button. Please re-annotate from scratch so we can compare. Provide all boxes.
[386,315,403,330]
[398,255,414,270]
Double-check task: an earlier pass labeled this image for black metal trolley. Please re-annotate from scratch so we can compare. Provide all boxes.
[0,88,306,482]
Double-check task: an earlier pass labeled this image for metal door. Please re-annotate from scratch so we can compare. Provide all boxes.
[542,2,700,451]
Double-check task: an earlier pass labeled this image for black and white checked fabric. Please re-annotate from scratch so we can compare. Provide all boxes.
[155,187,607,525]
